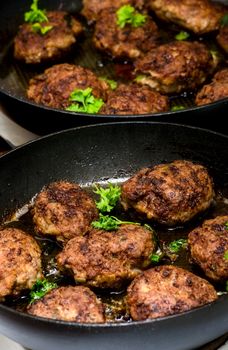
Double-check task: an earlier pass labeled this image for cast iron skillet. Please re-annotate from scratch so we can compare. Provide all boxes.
[0,122,228,350]
[0,0,228,134]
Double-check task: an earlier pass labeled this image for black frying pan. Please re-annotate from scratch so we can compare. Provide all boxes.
[0,122,228,350]
[0,0,228,135]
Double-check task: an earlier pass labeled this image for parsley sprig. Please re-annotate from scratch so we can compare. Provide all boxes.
[168,239,188,253]
[24,0,53,35]
[29,279,57,304]
[175,31,190,41]
[116,5,147,29]
[93,184,121,213]
[224,250,228,260]
[220,14,228,27]
[100,77,117,90]
[92,213,141,231]
[66,87,104,113]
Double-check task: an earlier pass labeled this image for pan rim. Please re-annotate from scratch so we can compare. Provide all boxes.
[0,89,228,120]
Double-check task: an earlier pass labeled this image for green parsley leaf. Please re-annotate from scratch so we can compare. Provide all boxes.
[93,183,121,213]
[91,213,141,231]
[150,254,161,262]
[134,75,146,83]
[224,250,228,260]
[220,14,228,27]
[32,23,53,35]
[66,87,104,114]
[116,5,147,29]
[175,31,190,41]
[100,77,117,90]
[171,105,185,111]
[168,239,188,253]
[225,222,228,230]
[29,279,57,304]
[24,0,48,24]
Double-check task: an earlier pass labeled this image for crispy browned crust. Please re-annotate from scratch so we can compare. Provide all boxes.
[195,68,228,106]
[100,83,169,114]
[32,181,98,242]
[14,11,83,64]
[134,41,216,94]
[0,228,43,300]
[127,265,218,320]
[57,224,155,289]
[82,0,145,22]
[121,160,214,226]
[188,215,228,281]
[27,286,105,323]
[93,7,159,59]
[27,63,110,109]
[147,0,226,34]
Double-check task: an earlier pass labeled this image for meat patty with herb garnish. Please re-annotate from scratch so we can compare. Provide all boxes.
[121,160,214,226]
[0,228,43,301]
[126,265,218,320]
[81,0,145,23]
[100,83,169,114]
[28,286,105,323]
[27,63,109,111]
[93,6,159,59]
[32,181,98,243]
[57,224,155,289]
[134,41,217,94]
[195,68,228,106]
[188,215,228,281]
[147,0,226,34]
[14,11,83,64]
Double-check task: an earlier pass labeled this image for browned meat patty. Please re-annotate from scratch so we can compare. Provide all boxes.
[27,286,105,323]
[195,68,228,106]
[14,11,83,64]
[32,181,98,243]
[0,228,43,300]
[147,0,226,34]
[57,224,155,289]
[82,0,145,22]
[134,41,216,94]
[27,63,109,110]
[100,83,169,114]
[121,160,214,226]
[217,25,228,54]
[126,265,218,320]
[93,7,159,59]
[188,215,228,281]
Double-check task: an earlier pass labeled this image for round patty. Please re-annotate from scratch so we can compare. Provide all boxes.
[81,0,145,22]
[134,41,216,94]
[100,83,169,114]
[121,160,214,226]
[27,286,105,323]
[188,215,228,281]
[32,181,98,242]
[147,0,226,34]
[57,224,155,289]
[14,11,83,64]
[195,68,228,106]
[27,63,109,110]
[0,228,43,300]
[93,7,159,59]
[126,265,218,320]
